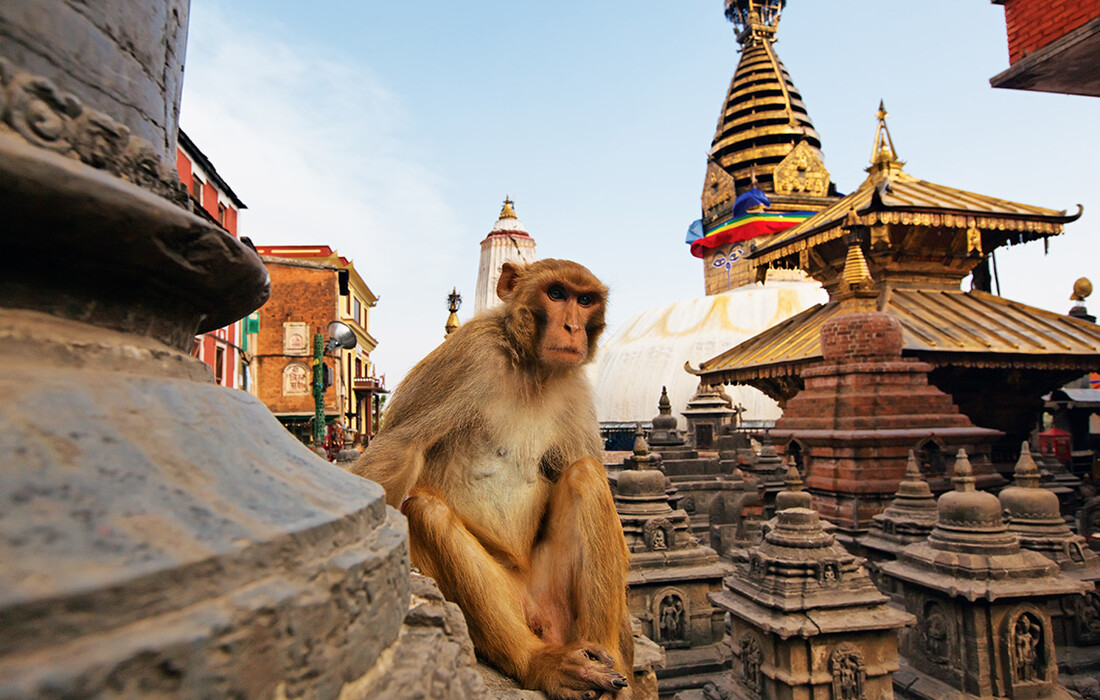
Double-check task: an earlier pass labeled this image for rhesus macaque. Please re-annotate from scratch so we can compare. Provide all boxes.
[353,259,632,700]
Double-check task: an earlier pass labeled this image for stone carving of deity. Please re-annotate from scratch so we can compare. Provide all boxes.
[1012,613,1043,682]
[831,648,865,700]
[659,594,685,642]
[740,634,763,696]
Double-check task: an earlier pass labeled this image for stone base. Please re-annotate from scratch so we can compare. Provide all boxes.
[0,309,408,699]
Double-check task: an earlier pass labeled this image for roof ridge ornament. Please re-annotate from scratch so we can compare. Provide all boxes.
[868,101,905,180]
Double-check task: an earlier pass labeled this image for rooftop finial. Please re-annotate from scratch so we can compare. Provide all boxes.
[445,288,462,337]
[725,0,785,43]
[499,196,517,220]
[869,100,901,170]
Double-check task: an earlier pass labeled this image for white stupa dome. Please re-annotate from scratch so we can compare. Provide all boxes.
[591,280,827,429]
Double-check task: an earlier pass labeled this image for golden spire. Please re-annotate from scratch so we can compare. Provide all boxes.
[444,287,462,337]
[709,0,826,196]
[499,196,517,220]
[868,100,903,173]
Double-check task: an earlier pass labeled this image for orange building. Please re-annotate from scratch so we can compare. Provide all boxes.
[253,246,384,450]
[175,130,251,389]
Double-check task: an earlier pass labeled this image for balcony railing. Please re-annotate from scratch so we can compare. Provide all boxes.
[352,376,386,392]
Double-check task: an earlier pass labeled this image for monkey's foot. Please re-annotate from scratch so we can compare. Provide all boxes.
[525,643,629,700]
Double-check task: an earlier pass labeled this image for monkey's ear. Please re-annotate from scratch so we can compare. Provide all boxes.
[497,262,521,301]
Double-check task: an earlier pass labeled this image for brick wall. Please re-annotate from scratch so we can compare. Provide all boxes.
[256,261,340,415]
[1003,0,1100,63]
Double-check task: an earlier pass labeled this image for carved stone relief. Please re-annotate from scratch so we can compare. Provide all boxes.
[643,518,673,551]
[830,647,866,700]
[283,362,310,396]
[658,593,686,643]
[920,600,954,666]
[739,633,764,697]
[0,58,188,204]
[1009,611,1045,683]
[283,322,310,356]
[1073,589,1100,646]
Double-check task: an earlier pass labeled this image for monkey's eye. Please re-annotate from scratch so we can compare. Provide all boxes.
[577,293,594,307]
[547,285,566,301]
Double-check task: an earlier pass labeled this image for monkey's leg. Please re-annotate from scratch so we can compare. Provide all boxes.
[530,458,634,689]
[404,487,625,700]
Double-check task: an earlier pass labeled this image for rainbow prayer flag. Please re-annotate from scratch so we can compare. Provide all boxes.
[688,210,812,259]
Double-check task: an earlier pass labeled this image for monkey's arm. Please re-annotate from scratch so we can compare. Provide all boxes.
[351,429,434,509]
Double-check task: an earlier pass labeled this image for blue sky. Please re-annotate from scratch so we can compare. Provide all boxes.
[179,1,1100,385]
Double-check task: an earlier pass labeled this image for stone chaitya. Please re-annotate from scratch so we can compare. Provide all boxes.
[999,443,1100,674]
[857,450,940,597]
[698,482,912,700]
[680,381,740,452]
[615,428,733,697]
[883,450,1088,700]
[0,4,491,698]
[647,387,729,541]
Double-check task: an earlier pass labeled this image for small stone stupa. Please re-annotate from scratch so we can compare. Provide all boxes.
[706,477,913,700]
[883,450,1088,700]
[1000,443,1100,666]
[647,387,726,538]
[615,427,733,697]
[680,381,739,451]
[857,450,940,597]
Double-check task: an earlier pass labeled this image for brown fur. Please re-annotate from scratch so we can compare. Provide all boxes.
[352,260,631,700]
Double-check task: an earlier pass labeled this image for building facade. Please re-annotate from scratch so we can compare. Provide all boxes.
[253,246,383,450]
[175,130,250,389]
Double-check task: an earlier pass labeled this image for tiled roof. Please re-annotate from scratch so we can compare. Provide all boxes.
[694,289,1100,382]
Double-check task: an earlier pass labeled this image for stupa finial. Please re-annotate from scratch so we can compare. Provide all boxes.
[952,448,976,492]
[499,196,517,219]
[1012,441,1041,488]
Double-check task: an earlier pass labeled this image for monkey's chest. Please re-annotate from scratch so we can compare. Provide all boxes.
[452,442,553,549]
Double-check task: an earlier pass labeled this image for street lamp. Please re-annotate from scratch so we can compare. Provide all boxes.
[313,321,358,448]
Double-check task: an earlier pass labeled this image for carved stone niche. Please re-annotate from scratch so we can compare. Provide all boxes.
[644,518,674,551]
[738,632,765,699]
[1001,605,1056,697]
[831,646,867,700]
[1073,588,1100,645]
[655,589,688,648]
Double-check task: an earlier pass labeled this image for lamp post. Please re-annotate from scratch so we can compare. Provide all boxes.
[312,321,358,448]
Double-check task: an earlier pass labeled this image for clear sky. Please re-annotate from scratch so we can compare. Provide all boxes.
[179,1,1100,386]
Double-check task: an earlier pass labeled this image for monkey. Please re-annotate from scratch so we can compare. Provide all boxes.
[352,259,632,700]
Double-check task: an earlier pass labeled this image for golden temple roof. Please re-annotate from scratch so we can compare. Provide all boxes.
[748,106,1081,268]
[693,289,1100,387]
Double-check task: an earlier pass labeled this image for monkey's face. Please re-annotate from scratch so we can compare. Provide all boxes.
[537,281,600,368]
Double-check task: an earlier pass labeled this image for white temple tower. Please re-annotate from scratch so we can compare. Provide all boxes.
[474,197,537,313]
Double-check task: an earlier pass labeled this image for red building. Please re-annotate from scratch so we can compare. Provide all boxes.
[990,0,1100,97]
[175,130,251,389]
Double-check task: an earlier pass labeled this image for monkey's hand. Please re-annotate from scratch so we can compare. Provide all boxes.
[524,643,629,700]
